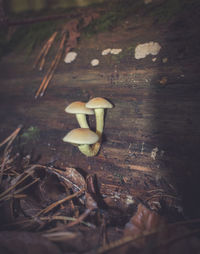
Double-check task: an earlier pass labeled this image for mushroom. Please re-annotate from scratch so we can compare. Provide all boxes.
[63,128,99,157]
[85,97,113,154]
[65,101,94,128]
[86,97,113,136]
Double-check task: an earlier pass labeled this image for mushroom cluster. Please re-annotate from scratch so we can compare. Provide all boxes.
[63,97,113,157]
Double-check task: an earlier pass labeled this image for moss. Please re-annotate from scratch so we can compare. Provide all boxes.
[0,16,63,59]
[20,126,40,145]
[15,20,60,56]
[82,0,143,36]
[1,0,144,58]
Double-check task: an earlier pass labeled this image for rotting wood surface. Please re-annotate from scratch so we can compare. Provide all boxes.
[0,5,200,217]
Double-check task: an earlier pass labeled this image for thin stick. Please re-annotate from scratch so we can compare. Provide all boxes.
[38,32,58,71]
[42,231,77,241]
[33,41,48,69]
[0,125,22,184]
[98,232,157,254]
[34,37,62,99]
[40,215,95,228]
[65,208,92,228]
[36,188,85,216]
[34,34,65,99]
[34,32,58,69]
[144,194,180,202]
[0,165,37,198]
[1,178,40,201]
[0,125,22,149]
[40,34,66,97]
[35,57,56,98]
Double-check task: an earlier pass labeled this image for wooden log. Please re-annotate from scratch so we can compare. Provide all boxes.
[1,10,200,216]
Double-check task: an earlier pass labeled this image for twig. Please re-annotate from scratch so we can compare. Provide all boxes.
[35,34,66,98]
[40,35,66,97]
[33,40,49,69]
[36,188,85,216]
[40,215,95,228]
[33,31,58,70]
[147,189,165,193]
[42,231,78,241]
[0,165,37,199]
[97,231,158,254]
[144,194,180,202]
[0,125,22,184]
[65,208,92,228]
[0,125,22,149]
[1,178,40,202]
[34,11,100,99]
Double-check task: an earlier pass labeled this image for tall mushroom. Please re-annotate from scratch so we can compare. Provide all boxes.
[65,101,94,128]
[85,97,113,155]
[63,128,99,157]
[85,97,113,137]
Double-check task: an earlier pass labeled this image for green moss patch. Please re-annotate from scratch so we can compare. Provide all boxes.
[20,126,40,145]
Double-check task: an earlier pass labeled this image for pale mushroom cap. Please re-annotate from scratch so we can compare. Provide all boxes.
[65,101,94,115]
[63,128,99,145]
[85,97,113,109]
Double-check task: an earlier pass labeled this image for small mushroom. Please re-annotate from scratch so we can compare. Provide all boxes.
[65,101,94,128]
[85,97,113,155]
[86,97,113,136]
[63,128,99,157]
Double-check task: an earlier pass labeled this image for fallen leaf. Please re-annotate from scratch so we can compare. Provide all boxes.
[124,204,165,247]
[51,167,86,192]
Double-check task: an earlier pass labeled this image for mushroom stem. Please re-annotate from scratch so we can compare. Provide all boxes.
[78,144,98,157]
[90,108,104,156]
[76,114,89,128]
[94,108,104,137]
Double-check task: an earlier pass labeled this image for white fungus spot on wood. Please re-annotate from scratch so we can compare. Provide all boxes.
[91,59,99,66]
[151,147,159,160]
[64,52,77,63]
[101,48,122,55]
[102,48,111,55]
[110,48,122,55]
[126,195,135,205]
[135,42,161,59]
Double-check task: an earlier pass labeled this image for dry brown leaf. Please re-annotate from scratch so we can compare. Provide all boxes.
[51,167,86,193]
[124,204,165,247]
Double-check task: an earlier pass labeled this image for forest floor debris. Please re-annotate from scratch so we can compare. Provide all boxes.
[0,128,200,253]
